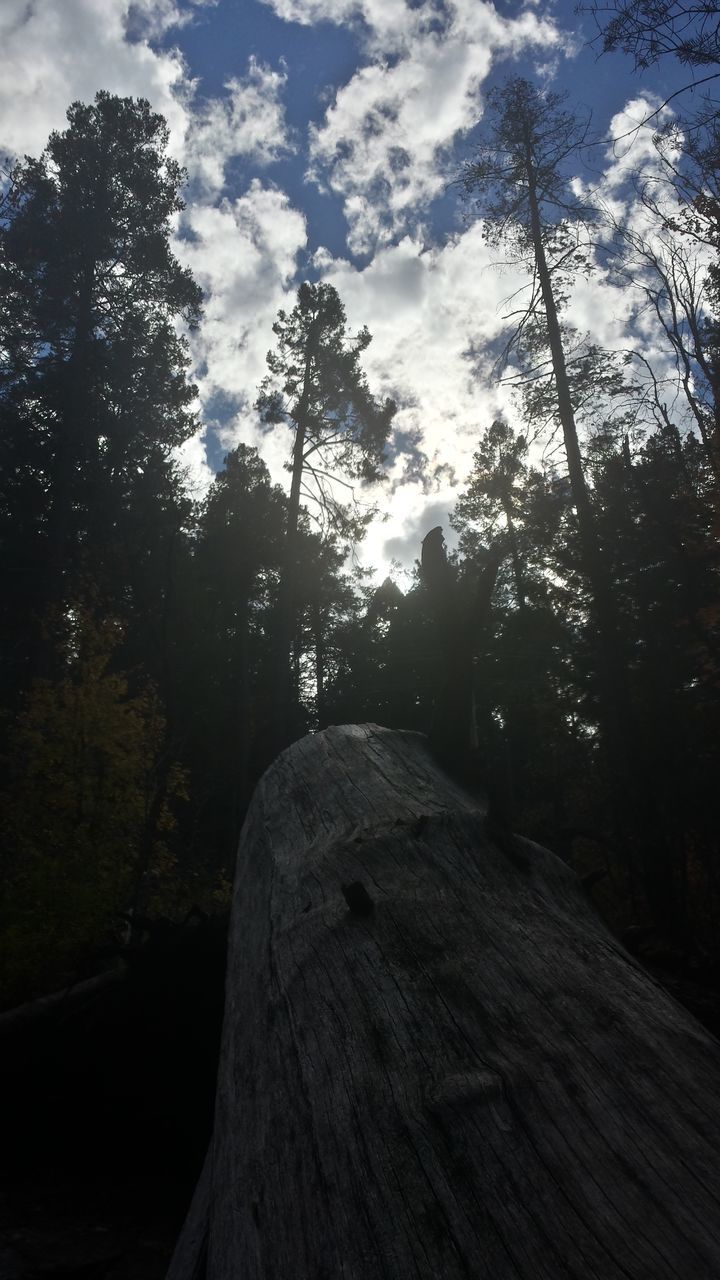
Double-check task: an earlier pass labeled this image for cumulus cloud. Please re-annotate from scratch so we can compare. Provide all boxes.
[174,426,216,498]
[177,180,307,413]
[299,109,686,570]
[177,211,524,537]
[263,0,568,253]
[258,0,357,24]
[0,1,291,186]
[183,58,292,194]
[128,0,216,40]
[318,228,523,468]
[361,478,457,583]
[307,44,488,253]
[0,0,192,160]
[601,96,676,194]
[2,1,692,570]
[0,0,296,493]
[294,227,522,565]
[580,103,716,447]
[175,180,314,492]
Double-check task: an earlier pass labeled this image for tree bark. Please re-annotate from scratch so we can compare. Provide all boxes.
[168,723,720,1280]
[526,166,594,542]
[502,498,526,611]
[313,601,327,728]
[524,155,644,898]
[271,320,319,753]
[525,159,622,650]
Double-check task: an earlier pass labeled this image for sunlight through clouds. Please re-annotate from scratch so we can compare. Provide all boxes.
[0,0,706,571]
[177,182,307,407]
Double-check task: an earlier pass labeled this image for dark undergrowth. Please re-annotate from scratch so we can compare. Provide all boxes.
[0,916,227,1280]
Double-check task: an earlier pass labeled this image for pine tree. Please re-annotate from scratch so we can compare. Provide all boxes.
[0,92,202,700]
[188,445,286,840]
[452,420,531,609]
[461,79,632,781]
[257,282,395,751]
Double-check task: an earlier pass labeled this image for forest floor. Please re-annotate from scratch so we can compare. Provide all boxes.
[1,924,720,1280]
[0,917,227,1280]
[0,1168,180,1280]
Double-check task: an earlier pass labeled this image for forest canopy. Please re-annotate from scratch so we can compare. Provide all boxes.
[1,51,719,1004]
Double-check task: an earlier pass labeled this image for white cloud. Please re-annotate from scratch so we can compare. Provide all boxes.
[175,178,310,491]
[300,119,694,573]
[177,180,307,413]
[600,96,676,193]
[0,0,297,493]
[320,228,522,458]
[308,42,489,253]
[293,226,526,565]
[128,0,216,40]
[265,0,568,253]
[183,57,292,194]
[177,213,526,544]
[361,477,457,581]
[0,2,290,190]
[260,0,353,22]
[174,426,216,497]
[2,2,695,577]
[0,0,191,160]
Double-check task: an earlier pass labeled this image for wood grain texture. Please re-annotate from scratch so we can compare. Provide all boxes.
[168,724,720,1280]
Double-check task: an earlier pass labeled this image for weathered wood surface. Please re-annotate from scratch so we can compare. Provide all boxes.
[168,723,720,1280]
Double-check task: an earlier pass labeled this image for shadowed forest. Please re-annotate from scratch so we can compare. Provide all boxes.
[2,4,720,1273]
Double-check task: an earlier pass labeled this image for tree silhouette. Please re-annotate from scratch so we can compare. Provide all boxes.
[0,92,202,697]
[257,282,395,750]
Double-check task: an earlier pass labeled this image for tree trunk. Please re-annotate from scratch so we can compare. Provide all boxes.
[525,164,625,695]
[168,723,720,1280]
[502,498,526,611]
[271,323,319,754]
[525,166,593,543]
[313,602,326,728]
[233,594,252,826]
[524,159,643,892]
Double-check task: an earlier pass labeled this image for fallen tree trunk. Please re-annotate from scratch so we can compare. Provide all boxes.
[168,724,720,1280]
[0,965,126,1035]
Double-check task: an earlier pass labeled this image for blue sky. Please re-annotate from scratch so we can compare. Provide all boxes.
[0,0,706,573]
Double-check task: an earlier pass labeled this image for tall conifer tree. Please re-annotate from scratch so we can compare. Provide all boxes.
[0,93,202,698]
[257,282,395,750]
